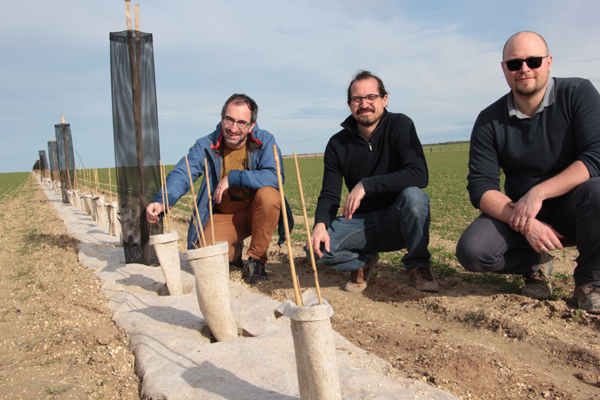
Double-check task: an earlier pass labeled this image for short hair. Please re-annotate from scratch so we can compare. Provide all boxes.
[347,70,388,103]
[502,31,549,61]
[221,94,258,123]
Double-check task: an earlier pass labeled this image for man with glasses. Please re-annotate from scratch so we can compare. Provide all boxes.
[146,94,291,284]
[308,70,437,293]
[456,31,600,312]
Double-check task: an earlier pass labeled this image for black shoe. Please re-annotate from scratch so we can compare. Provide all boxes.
[573,283,600,314]
[245,257,268,284]
[522,253,553,299]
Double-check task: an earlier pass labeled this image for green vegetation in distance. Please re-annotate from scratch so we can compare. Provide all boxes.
[0,172,30,202]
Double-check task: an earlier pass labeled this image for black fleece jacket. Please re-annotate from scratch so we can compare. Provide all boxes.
[314,109,429,228]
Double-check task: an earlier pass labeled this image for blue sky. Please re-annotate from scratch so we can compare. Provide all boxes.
[1,0,599,172]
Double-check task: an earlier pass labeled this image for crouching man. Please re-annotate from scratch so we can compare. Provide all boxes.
[308,71,437,293]
[147,94,292,284]
[456,32,600,312]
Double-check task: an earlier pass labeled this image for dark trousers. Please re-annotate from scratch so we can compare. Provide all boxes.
[456,178,600,285]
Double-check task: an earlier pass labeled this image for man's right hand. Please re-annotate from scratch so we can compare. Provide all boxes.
[146,202,164,224]
[309,223,330,258]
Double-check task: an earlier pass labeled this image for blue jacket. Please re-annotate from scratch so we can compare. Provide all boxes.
[152,122,293,249]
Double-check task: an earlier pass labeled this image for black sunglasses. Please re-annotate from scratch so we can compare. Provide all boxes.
[504,56,549,72]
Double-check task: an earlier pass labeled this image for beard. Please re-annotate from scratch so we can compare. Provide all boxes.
[223,128,248,149]
[514,75,547,97]
[355,107,382,127]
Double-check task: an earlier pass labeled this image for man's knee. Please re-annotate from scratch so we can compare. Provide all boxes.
[254,186,281,210]
[577,178,600,202]
[397,187,430,217]
[456,234,484,272]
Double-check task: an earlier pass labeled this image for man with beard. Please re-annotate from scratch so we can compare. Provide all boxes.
[146,94,292,284]
[456,31,600,312]
[308,70,437,293]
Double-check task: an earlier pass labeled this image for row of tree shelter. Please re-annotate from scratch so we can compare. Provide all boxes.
[33,2,348,398]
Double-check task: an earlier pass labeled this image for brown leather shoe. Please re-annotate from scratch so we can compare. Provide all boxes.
[573,283,600,314]
[407,265,439,292]
[522,252,553,300]
[345,253,379,292]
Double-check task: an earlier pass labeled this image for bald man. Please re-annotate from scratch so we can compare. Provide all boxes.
[456,31,600,313]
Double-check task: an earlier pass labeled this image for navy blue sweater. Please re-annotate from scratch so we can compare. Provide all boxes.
[467,78,600,210]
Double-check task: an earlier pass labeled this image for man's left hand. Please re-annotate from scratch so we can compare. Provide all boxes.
[524,219,564,253]
[214,175,229,204]
[509,187,544,234]
[341,181,365,220]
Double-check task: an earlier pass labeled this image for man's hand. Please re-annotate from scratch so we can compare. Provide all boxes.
[146,202,164,223]
[524,219,564,253]
[213,175,229,204]
[341,181,365,220]
[309,223,330,258]
[509,187,544,234]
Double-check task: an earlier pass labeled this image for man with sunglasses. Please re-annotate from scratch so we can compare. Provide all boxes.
[146,94,292,284]
[308,70,436,293]
[456,31,600,312]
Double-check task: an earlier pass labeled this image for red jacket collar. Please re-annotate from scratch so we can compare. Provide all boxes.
[210,125,262,150]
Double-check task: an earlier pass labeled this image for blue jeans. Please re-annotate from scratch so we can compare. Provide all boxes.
[456,178,600,285]
[308,187,431,272]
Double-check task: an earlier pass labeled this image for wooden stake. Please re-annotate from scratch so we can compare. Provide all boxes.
[185,157,206,248]
[273,146,302,306]
[204,158,216,246]
[135,4,140,31]
[108,167,112,203]
[294,152,323,305]
[162,163,172,233]
[94,168,99,194]
[159,161,166,234]
[125,0,132,30]
[61,115,65,124]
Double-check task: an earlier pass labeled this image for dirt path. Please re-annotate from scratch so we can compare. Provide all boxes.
[4,175,600,399]
[0,176,139,399]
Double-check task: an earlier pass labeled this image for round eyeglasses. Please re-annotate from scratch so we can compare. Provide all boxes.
[222,117,250,130]
[349,94,382,105]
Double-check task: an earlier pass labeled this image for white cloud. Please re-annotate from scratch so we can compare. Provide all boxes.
[1,0,599,172]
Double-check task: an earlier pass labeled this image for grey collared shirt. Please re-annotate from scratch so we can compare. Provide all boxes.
[507,78,555,119]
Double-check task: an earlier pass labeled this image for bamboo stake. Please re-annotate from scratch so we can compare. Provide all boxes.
[159,161,166,234]
[273,146,302,306]
[162,163,172,233]
[108,168,112,203]
[94,168,99,194]
[135,4,140,31]
[185,157,206,248]
[204,158,216,246]
[125,0,132,30]
[294,152,323,305]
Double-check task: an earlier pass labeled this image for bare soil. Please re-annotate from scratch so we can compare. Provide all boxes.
[170,216,600,399]
[4,175,600,399]
[0,176,139,399]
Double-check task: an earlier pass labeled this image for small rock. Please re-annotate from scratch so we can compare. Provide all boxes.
[576,371,594,381]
